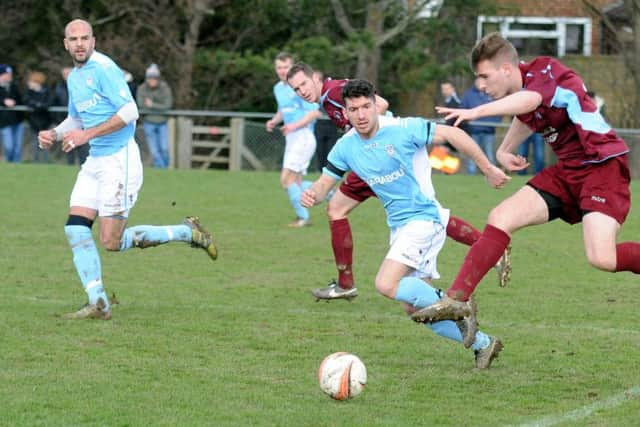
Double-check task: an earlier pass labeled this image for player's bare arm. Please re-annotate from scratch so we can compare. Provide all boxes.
[266,111,283,132]
[496,117,532,172]
[436,90,543,127]
[434,124,510,188]
[301,174,338,207]
[62,112,129,153]
[281,109,322,136]
[38,115,84,150]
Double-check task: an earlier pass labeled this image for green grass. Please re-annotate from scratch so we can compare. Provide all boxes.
[1,163,639,427]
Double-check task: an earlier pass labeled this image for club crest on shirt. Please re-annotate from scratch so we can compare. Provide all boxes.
[86,77,93,87]
[542,126,558,144]
[385,144,395,156]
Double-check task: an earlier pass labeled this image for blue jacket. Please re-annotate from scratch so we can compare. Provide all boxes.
[461,86,502,134]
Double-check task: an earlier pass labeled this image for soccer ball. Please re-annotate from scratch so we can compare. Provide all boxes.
[318,352,367,400]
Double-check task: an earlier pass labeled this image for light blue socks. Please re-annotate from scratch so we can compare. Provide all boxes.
[65,225,109,311]
[395,276,490,350]
[120,224,192,251]
[287,184,309,220]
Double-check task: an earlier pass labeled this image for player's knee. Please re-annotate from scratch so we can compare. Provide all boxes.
[487,205,514,231]
[326,199,347,220]
[374,277,396,299]
[586,250,616,272]
[487,205,504,225]
[100,235,122,251]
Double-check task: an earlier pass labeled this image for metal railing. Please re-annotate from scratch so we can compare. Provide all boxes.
[2,106,640,177]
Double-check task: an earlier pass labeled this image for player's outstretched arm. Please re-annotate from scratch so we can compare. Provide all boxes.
[436,90,543,127]
[434,124,510,188]
[301,174,337,207]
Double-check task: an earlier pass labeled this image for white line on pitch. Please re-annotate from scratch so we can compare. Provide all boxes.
[511,386,640,427]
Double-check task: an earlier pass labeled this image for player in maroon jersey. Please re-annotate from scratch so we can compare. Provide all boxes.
[412,32,640,324]
[287,62,512,302]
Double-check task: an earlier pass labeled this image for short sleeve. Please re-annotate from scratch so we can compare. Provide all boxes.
[97,63,134,109]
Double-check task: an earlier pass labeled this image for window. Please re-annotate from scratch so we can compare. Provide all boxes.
[477,16,592,57]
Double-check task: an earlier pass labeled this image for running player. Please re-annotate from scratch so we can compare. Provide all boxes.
[287,62,511,301]
[266,53,321,228]
[302,79,509,368]
[412,32,640,324]
[38,19,217,320]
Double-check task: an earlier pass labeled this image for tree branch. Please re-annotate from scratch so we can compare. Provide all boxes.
[330,0,355,35]
[377,0,434,47]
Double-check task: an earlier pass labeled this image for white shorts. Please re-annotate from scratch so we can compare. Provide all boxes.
[69,139,143,218]
[283,127,316,174]
[387,218,447,280]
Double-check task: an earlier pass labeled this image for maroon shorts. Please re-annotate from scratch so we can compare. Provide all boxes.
[528,155,630,225]
[339,172,377,202]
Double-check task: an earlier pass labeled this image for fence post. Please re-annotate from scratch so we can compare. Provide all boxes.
[176,116,193,169]
[167,117,176,169]
[229,117,244,171]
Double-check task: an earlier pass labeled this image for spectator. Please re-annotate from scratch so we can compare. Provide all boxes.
[0,64,25,163]
[136,63,173,168]
[25,71,51,163]
[460,77,502,174]
[440,81,462,112]
[439,81,463,152]
[52,66,89,165]
[312,70,340,171]
[517,133,545,175]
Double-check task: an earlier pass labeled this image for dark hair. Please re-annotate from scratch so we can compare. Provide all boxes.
[275,52,294,63]
[471,32,518,70]
[286,61,314,81]
[341,79,376,102]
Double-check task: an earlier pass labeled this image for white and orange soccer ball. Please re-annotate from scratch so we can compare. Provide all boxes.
[318,352,367,400]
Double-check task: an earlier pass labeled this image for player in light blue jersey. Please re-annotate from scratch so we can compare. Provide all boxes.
[266,52,321,227]
[301,80,510,368]
[38,19,218,320]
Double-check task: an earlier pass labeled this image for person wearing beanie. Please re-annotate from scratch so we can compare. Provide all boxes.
[0,64,25,162]
[136,63,173,168]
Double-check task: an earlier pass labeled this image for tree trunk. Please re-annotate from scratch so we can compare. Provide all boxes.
[355,4,384,85]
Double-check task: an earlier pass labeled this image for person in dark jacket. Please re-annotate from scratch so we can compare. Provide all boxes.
[439,81,463,153]
[25,71,51,163]
[0,64,25,162]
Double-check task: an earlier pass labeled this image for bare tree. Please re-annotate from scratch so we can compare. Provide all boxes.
[329,0,439,85]
[102,0,221,108]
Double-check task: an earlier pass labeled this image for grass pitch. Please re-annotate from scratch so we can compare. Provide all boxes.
[1,163,639,427]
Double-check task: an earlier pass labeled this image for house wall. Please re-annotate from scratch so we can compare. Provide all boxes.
[491,0,620,54]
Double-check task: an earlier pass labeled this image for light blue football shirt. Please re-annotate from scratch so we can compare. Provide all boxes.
[324,116,441,228]
[67,51,136,157]
[273,81,319,130]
